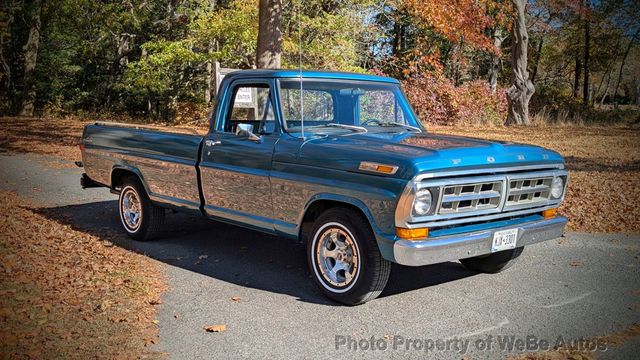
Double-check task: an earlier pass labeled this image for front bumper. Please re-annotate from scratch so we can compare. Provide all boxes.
[393,216,567,266]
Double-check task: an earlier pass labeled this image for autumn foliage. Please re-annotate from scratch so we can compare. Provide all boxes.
[403,74,507,125]
[402,0,501,51]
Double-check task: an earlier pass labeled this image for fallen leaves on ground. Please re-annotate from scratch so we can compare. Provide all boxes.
[509,323,640,360]
[204,324,226,333]
[0,191,167,358]
[590,323,640,347]
[509,349,595,360]
[231,296,241,302]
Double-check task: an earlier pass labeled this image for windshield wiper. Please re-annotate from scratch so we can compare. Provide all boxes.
[379,122,422,133]
[323,123,368,133]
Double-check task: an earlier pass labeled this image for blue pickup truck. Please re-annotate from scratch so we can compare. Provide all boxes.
[80,70,568,305]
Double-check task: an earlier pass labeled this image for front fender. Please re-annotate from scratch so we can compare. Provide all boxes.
[300,193,384,235]
[296,193,398,262]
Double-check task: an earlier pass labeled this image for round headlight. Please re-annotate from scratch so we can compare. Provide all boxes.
[413,188,433,216]
[551,177,564,199]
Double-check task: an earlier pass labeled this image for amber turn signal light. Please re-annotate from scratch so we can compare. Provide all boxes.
[542,209,557,219]
[375,165,396,174]
[358,161,399,175]
[396,227,428,240]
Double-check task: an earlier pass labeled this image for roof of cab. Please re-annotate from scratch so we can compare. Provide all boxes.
[223,69,399,84]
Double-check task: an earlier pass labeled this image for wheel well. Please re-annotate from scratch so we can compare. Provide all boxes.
[299,200,369,242]
[111,168,140,191]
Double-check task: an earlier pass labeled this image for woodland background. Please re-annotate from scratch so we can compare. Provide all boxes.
[1,1,640,357]
[1,0,639,126]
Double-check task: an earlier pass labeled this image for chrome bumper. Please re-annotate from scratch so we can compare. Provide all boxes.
[393,216,567,266]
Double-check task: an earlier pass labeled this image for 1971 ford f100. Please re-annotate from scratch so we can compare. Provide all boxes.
[80,70,568,305]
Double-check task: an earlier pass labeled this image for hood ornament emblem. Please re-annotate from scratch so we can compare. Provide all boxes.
[487,156,495,163]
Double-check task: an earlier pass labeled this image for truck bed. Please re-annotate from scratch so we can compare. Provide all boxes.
[81,122,204,213]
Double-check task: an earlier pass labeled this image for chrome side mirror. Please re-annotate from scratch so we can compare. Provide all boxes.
[235,123,262,142]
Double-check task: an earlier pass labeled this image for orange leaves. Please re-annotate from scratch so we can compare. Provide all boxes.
[403,74,507,125]
[205,324,227,333]
[402,0,504,51]
[0,191,168,358]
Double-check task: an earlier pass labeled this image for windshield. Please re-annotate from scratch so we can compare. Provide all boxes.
[278,79,422,134]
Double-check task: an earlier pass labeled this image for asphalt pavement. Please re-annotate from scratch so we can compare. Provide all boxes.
[1,152,638,359]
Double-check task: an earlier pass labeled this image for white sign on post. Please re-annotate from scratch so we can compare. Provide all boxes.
[234,86,254,104]
[216,70,255,108]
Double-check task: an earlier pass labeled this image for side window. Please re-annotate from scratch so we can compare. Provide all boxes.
[281,88,334,127]
[359,90,406,124]
[225,84,276,134]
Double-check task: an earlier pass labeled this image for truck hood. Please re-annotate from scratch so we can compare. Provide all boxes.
[296,131,564,179]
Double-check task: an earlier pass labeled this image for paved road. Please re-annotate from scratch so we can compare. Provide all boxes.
[1,153,639,359]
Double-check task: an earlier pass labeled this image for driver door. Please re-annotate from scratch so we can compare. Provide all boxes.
[200,79,280,232]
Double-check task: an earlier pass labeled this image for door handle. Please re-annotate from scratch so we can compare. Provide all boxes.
[205,140,222,147]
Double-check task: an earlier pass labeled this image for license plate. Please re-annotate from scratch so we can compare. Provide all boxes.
[491,228,519,252]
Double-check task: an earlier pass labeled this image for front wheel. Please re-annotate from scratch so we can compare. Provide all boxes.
[307,208,391,305]
[118,177,165,241]
[459,247,524,273]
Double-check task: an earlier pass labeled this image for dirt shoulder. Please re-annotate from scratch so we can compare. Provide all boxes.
[0,190,167,358]
[1,116,639,233]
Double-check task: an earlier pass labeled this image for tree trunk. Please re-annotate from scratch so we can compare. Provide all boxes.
[0,1,15,110]
[204,0,216,106]
[19,0,42,117]
[599,67,613,105]
[256,0,282,69]
[205,41,214,106]
[488,28,503,94]
[530,36,543,84]
[505,0,534,125]
[582,0,590,106]
[392,22,401,55]
[572,0,583,99]
[613,28,639,107]
[573,56,581,98]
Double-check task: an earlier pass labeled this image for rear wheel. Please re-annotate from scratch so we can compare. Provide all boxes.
[118,177,164,241]
[459,247,524,273]
[307,208,390,305]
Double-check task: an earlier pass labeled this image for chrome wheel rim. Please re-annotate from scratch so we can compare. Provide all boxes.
[120,187,142,231]
[314,224,359,290]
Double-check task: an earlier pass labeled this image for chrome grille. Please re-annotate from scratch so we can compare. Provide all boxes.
[396,165,568,229]
[439,181,502,214]
[506,177,553,207]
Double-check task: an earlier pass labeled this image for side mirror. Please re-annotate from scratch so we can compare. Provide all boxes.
[235,123,262,142]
